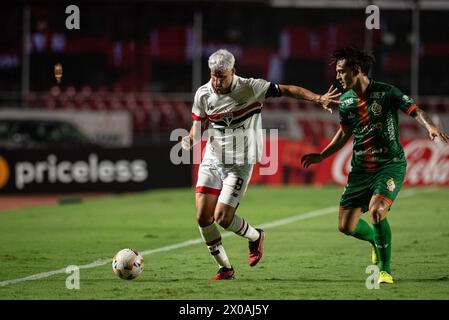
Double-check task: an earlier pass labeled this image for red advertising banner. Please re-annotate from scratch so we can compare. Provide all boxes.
[250,137,449,186]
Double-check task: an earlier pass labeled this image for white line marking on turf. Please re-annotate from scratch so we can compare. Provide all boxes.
[0,188,428,288]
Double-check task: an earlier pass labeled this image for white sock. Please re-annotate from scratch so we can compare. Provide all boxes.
[208,243,232,269]
[199,223,232,269]
[225,214,260,242]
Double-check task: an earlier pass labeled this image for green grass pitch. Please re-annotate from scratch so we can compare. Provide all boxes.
[0,186,448,300]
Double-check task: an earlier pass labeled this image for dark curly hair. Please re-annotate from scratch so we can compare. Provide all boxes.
[331,46,376,75]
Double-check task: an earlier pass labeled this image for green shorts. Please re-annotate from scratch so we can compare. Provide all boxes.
[339,163,406,213]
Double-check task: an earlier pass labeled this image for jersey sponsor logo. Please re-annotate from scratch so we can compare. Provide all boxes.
[348,112,356,119]
[386,178,396,191]
[353,122,382,135]
[343,98,354,105]
[386,112,396,141]
[354,147,387,156]
[372,102,382,116]
[370,92,385,99]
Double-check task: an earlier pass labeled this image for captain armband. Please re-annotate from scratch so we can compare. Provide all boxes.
[265,83,282,98]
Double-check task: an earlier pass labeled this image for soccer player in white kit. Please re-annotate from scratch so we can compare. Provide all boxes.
[182,49,340,280]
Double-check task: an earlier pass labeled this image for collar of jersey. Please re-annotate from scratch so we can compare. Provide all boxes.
[354,78,374,101]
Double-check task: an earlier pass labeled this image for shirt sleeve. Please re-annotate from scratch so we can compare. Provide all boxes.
[191,89,207,122]
[390,86,417,115]
[248,78,271,102]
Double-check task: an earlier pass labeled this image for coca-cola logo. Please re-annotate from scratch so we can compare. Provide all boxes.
[403,139,449,185]
[331,139,449,185]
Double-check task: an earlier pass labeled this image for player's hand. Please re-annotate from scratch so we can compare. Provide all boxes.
[428,127,449,143]
[318,85,341,113]
[181,135,193,150]
[301,153,324,168]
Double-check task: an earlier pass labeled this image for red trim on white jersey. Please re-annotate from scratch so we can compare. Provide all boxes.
[207,102,262,120]
[196,186,221,196]
[192,112,207,122]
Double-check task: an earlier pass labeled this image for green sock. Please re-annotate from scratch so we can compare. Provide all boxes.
[350,219,375,246]
[373,218,392,273]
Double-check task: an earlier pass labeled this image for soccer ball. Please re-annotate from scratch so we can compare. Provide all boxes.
[112,248,144,280]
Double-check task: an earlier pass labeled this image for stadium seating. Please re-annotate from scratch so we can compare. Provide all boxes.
[24,84,449,136]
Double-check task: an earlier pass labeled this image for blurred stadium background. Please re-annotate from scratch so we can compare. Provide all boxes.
[1,0,448,199]
[0,0,449,301]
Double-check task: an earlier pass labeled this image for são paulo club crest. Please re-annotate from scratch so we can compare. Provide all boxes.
[372,102,382,116]
[386,178,396,191]
[222,112,234,126]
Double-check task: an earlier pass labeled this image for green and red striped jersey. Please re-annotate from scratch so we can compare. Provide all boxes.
[339,80,416,172]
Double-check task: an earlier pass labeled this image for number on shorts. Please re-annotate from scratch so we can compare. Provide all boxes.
[234,177,244,191]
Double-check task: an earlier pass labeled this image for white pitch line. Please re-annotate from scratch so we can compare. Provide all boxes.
[0,188,426,288]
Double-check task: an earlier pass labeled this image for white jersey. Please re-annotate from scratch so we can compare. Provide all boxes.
[192,75,270,165]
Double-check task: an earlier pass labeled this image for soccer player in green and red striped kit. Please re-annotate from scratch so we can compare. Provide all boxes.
[301,46,449,284]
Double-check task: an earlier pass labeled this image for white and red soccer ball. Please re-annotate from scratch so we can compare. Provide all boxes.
[112,248,144,280]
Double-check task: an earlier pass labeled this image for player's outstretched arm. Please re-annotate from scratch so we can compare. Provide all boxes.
[410,107,449,142]
[279,84,341,113]
[301,127,352,168]
[182,120,208,150]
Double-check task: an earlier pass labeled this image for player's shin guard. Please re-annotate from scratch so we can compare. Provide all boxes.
[225,214,259,242]
[199,223,232,269]
[373,218,392,273]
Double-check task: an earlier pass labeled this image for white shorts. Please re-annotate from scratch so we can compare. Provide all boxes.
[196,159,253,208]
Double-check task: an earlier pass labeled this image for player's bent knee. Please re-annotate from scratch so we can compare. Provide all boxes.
[196,206,215,227]
[214,210,232,228]
[338,224,354,235]
[369,207,384,224]
[196,213,214,227]
[195,193,218,227]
